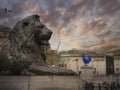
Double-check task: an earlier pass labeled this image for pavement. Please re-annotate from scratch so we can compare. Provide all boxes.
[0,76,82,90]
[0,75,119,90]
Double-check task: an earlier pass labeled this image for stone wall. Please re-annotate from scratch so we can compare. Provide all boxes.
[0,25,11,45]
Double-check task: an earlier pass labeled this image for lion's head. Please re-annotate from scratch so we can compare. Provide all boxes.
[9,15,52,47]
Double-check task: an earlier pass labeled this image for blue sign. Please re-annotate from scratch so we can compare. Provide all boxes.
[82,53,92,65]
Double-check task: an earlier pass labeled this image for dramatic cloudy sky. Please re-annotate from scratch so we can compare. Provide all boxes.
[0,0,120,52]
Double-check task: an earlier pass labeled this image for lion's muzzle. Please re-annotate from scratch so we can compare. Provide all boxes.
[34,28,52,46]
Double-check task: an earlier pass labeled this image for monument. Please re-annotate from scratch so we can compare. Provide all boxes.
[0,15,75,75]
[80,53,94,81]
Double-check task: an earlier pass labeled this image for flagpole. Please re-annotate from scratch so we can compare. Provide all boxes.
[56,41,61,53]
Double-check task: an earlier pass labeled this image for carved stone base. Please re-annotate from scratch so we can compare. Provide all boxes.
[80,65,94,81]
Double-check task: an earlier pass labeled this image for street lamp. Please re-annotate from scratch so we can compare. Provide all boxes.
[75,59,79,74]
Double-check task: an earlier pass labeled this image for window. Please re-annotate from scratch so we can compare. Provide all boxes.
[64,64,67,68]
[116,68,119,71]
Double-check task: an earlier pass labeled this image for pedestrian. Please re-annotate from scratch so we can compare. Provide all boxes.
[79,71,81,76]
[116,79,120,90]
[113,82,117,90]
[103,81,109,90]
[110,82,114,90]
[99,83,101,90]
[89,82,94,90]
[84,81,89,90]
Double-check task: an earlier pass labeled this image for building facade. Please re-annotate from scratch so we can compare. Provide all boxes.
[0,25,11,45]
[114,55,120,74]
[58,52,120,75]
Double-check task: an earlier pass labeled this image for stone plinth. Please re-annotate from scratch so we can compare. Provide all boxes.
[81,65,94,81]
[0,76,82,90]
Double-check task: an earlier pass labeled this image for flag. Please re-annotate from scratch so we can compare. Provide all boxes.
[4,8,13,13]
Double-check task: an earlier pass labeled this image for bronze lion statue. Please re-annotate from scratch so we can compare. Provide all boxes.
[0,15,76,75]
[0,15,52,75]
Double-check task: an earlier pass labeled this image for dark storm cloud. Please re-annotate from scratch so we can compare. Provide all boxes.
[0,0,24,18]
[42,0,96,28]
[78,17,109,37]
[89,20,100,29]
[41,0,75,28]
[0,0,42,27]
[62,0,93,27]
[40,0,64,27]
[97,0,120,16]
[0,0,26,26]
[89,17,108,30]
[96,30,111,38]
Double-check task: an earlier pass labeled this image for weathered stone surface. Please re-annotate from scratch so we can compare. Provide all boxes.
[28,65,76,75]
[0,25,11,33]
[0,76,82,90]
[0,15,52,75]
[0,25,11,45]
[0,15,76,75]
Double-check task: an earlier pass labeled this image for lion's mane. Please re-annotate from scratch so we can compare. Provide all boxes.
[0,15,52,75]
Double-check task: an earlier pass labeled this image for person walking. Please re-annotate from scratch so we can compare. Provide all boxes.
[98,83,101,90]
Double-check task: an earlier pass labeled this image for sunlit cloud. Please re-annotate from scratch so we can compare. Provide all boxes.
[85,39,119,50]
[0,0,120,52]
[21,0,40,13]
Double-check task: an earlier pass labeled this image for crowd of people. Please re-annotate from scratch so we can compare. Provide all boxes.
[83,79,120,90]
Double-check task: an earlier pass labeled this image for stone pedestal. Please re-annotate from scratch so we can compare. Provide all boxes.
[81,65,94,81]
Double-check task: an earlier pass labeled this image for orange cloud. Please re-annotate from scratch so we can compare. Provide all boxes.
[94,17,103,22]
[96,29,111,37]
[21,0,40,13]
[44,10,49,17]
[85,39,119,50]
[56,7,63,12]
[60,35,81,49]
[54,28,66,37]
[74,18,84,27]
[53,27,81,49]
[29,4,40,13]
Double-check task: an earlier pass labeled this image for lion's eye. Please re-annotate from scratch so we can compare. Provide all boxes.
[23,22,29,28]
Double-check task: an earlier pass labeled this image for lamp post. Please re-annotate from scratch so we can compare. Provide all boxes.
[75,59,79,74]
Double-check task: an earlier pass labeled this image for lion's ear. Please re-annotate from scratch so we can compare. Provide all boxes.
[23,22,29,28]
[35,15,40,20]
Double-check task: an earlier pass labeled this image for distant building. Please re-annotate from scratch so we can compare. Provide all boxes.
[58,50,120,75]
[45,47,59,65]
[0,25,11,45]
[114,55,120,74]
